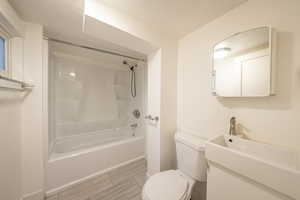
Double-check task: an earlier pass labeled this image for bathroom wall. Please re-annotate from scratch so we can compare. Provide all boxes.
[0,3,45,198]
[21,22,45,199]
[0,1,24,200]
[160,42,178,170]
[146,50,161,175]
[49,42,146,143]
[177,0,300,152]
[0,92,22,200]
[0,3,44,200]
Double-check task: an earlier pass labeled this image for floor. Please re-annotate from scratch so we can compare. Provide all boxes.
[46,159,147,200]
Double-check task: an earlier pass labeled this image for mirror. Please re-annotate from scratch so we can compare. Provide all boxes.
[212,27,276,97]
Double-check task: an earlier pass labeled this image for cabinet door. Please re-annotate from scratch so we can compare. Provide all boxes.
[215,58,241,97]
[242,55,270,96]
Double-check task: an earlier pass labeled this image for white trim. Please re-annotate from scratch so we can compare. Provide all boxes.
[42,39,49,196]
[10,37,24,81]
[270,27,277,95]
[0,78,22,89]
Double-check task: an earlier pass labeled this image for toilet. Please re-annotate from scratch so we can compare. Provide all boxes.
[142,132,207,200]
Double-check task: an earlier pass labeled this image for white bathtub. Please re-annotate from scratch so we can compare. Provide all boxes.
[46,130,145,193]
[50,127,141,158]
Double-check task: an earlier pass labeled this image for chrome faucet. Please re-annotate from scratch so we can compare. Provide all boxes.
[229,117,236,136]
[130,123,138,136]
[130,123,138,129]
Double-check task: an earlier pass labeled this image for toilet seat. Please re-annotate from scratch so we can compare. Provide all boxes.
[143,170,190,200]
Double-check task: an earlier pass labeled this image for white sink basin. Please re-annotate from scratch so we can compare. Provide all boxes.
[205,135,300,199]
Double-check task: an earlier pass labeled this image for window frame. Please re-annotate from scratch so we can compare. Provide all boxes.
[0,28,10,77]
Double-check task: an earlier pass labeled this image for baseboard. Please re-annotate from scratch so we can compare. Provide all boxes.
[22,190,44,200]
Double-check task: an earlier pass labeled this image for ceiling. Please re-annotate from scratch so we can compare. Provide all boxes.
[9,0,247,55]
[98,0,247,37]
[8,0,147,59]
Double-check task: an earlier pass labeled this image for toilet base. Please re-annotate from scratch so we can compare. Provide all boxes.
[142,170,196,200]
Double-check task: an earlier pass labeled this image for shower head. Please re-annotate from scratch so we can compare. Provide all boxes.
[123,60,137,71]
[123,60,137,98]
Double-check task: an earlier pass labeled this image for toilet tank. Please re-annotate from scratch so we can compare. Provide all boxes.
[175,132,207,182]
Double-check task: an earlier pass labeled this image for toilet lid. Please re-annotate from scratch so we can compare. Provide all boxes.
[143,170,189,200]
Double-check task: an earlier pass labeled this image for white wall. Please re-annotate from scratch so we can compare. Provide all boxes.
[0,92,22,200]
[0,1,24,200]
[146,50,161,175]
[160,42,178,170]
[0,4,45,199]
[84,0,178,174]
[84,0,168,54]
[21,22,44,199]
[146,45,178,174]
[178,0,300,152]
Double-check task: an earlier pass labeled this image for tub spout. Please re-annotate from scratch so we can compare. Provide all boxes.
[130,123,138,136]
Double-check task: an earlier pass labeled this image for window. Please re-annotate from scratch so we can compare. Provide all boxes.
[0,36,6,71]
[0,30,9,77]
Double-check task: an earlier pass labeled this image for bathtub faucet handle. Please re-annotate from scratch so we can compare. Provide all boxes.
[130,123,138,129]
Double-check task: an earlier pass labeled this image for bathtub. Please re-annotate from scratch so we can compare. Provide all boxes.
[46,128,145,193]
[50,127,142,158]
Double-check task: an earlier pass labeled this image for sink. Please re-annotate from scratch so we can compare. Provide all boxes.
[205,135,300,199]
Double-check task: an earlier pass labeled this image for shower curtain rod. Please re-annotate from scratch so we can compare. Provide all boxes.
[44,36,146,62]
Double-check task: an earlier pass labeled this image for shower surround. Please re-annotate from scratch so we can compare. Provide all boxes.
[46,40,147,192]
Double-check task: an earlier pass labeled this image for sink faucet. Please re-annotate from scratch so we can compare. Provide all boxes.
[229,117,236,136]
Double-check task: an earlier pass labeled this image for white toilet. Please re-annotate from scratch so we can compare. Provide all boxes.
[142,132,207,200]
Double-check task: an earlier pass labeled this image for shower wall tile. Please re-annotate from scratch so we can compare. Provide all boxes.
[51,49,146,140]
[46,158,146,200]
